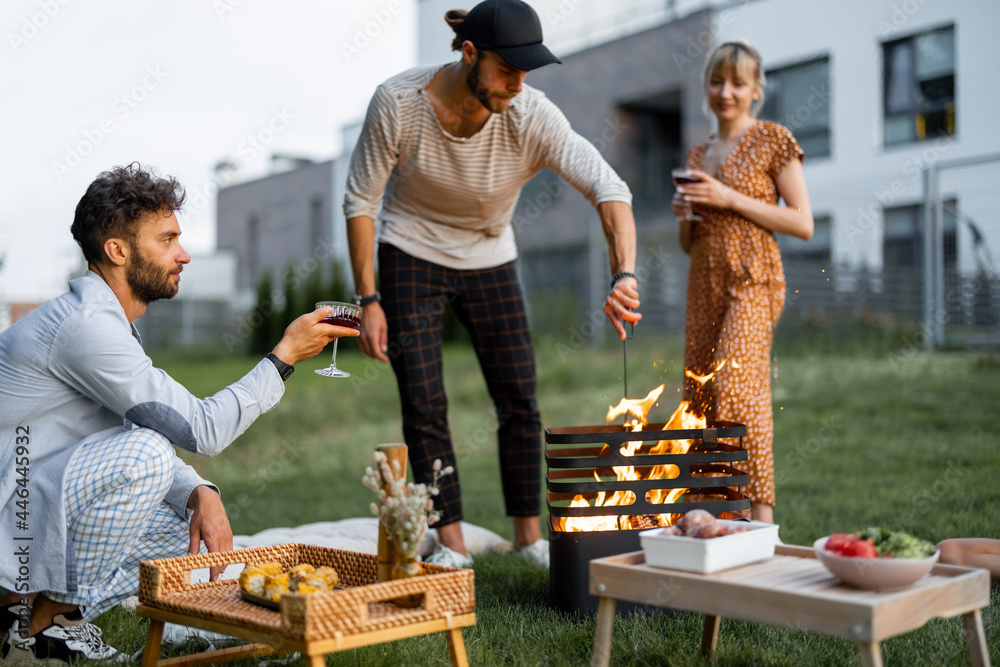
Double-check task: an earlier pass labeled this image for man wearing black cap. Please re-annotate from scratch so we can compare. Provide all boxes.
[344,0,641,568]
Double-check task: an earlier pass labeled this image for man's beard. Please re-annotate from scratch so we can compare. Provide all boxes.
[127,244,178,304]
[465,58,511,114]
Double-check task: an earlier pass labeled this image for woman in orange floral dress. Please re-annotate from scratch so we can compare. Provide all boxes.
[672,41,814,523]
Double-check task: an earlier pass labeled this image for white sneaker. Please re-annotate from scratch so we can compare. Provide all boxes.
[516,540,549,568]
[2,618,128,664]
[422,545,473,569]
[0,603,29,644]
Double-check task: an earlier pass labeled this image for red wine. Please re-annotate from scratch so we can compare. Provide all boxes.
[672,175,702,185]
[320,315,361,329]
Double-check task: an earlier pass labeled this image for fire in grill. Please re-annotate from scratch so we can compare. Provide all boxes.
[545,384,751,615]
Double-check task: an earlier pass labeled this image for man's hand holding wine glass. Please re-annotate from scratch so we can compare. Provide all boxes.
[270,305,360,367]
[313,301,363,377]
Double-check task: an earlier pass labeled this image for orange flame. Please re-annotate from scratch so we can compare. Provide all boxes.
[685,358,728,385]
[557,361,725,532]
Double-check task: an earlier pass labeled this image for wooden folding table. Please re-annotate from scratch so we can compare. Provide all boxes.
[590,544,991,667]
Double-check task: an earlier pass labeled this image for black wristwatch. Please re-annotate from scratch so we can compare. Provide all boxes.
[353,292,381,307]
[265,353,294,381]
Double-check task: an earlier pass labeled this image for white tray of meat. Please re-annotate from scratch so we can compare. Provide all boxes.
[639,509,780,574]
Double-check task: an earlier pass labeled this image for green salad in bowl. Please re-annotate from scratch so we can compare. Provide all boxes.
[858,527,937,559]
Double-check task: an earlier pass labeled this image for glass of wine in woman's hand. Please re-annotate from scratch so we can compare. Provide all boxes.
[315,301,362,378]
[671,167,704,222]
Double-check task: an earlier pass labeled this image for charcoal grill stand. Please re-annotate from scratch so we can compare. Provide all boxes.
[546,421,751,614]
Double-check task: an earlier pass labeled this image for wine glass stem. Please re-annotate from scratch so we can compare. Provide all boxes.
[330,337,339,370]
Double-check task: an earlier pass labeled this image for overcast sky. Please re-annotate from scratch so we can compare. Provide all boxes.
[0,0,417,303]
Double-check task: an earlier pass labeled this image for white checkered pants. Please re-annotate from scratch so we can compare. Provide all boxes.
[47,428,195,620]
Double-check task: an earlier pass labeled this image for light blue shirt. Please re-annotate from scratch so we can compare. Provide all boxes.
[0,272,285,594]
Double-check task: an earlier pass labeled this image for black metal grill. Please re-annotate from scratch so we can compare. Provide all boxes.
[546,421,750,615]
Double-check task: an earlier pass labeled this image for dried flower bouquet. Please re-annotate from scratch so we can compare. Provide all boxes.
[363,453,454,561]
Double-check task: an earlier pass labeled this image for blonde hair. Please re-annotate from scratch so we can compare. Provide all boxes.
[704,40,766,118]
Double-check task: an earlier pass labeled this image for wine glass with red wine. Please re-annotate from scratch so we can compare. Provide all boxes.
[671,168,703,222]
[315,300,362,378]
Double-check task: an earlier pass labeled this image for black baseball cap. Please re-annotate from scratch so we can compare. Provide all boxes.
[458,0,561,71]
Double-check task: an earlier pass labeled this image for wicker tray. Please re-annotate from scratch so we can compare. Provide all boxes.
[138,543,475,642]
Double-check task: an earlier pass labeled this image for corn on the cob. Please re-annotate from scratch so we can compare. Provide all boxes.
[264,573,290,602]
[314,566,339,589]
[238,566,268,596]
[294,581,325,595]
[288,563,315,579]
[253,561,284,576]
[240,562,339,599]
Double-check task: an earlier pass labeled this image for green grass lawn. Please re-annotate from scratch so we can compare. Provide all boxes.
[89,337,999,665]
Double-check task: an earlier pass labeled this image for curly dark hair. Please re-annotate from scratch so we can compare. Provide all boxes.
[71,162,186,266]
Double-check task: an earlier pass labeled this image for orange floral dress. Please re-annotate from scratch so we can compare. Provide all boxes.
[683,120,803,507]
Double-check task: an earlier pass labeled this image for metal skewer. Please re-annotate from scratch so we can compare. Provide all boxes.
[622,318,635,400]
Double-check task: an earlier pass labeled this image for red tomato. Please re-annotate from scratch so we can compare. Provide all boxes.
[840,538,878,558]
[825,533,854,554]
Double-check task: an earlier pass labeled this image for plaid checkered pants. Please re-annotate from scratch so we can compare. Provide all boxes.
[379,243,542,525]
[48,428,194,620]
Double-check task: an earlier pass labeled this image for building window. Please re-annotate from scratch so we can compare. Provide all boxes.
[883,205,921,269]
[619,92,683,209]
[310,197,325,245]
[883,26,955,145]
[779,214,831,263]
[247,215,260,280]
[882,201,957,270]
[760,57,831,159]
[631,108,683,206]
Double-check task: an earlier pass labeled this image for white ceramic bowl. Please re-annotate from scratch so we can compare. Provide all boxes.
[813,537,939,591]
[641,521,780,574]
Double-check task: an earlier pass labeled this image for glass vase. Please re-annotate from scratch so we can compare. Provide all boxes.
[390,552,424,608]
